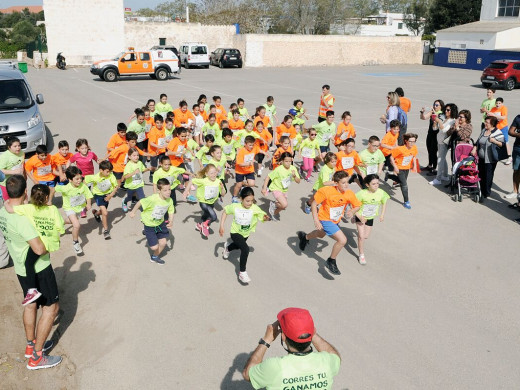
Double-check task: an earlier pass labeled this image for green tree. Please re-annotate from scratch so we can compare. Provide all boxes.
[10,20,39,46]
[403,0,429,35]
[426,0,480,32]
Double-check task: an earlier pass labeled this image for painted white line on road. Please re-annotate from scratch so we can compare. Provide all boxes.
[76,78,143,104]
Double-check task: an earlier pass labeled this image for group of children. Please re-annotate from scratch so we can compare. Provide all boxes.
[0,92,421,295]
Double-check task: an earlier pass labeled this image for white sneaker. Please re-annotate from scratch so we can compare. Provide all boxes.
[73,241,83,255]
[429,179,442,186]
[222,241,230,259]
[505,192,518,199]
[257,167,263,177]
[239,271,251,283]
[504,157,512,165]
[359,254,366,265]
[269,201,278,221]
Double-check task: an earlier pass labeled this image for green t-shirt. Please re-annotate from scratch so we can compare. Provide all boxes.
[0,150,25,186]
[313,164,335,191]
[192,177,221,204]
[292,106,306,125]
[217,139,237,161]
[202,122,222,141]
[224,203,266,237]
[140,193,175,227]
[234,129,260,148]
[299,137,321,159]
[268,165,300,193]
[481,98,496,123]
[355,188,390,219]
[127,120,147,142]
[358,149,385,175]
[0,208,51,277]
[249,352,341,390]
[238,107,249,121]
[164,126,175,143]
[186,138,199,160]
[84,172,118,196]
[312,121,337,147]
[123,160,146,190]
[155,102,173,117]
[153,166,185,189]
[55,182,93,212]
[207,157,227,180]
[263,103,277,127]
[14,204,65,252]
[196,146,212,166]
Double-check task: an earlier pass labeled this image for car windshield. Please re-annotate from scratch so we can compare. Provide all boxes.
[191,46,207,55]
[225,50,239,55]
[113,52,125,60]
[487,63,508,69]
[0,79,34,110]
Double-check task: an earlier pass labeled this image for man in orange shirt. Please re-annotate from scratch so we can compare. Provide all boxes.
[232,136,269,203]
[106,123,127,152]
[173,100,195,129]
[25,145,57,204]
[297,170,361,275]
[385,133,418,209]
[395,87,411,113]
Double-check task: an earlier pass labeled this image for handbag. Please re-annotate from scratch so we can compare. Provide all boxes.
[491,140,509,162]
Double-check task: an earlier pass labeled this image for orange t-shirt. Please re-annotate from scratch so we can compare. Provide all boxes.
[25,154,56,182]
[173,108,195,128]
[380,132,399,156]
[334,122,356,146]
[272,146,293,169]
[276,124,297,142]
[200,110,209,122]
[391,145,418,170]
[215,104,227,117]
[254,116,270,129]
[400,97,411,113]
[314,186,361,224]
[490,105,508,129]
[335,150,361,176]
[107,133,126,151]
[229,118,245,130]
[235,145,260,175]
[52,152,73,173]
[144,118,155,139]
[256,129,272,152]
[167,137,188,166]
[147,127,167,155]
[109,144,145,173]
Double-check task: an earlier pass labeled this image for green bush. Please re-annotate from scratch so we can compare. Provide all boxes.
[422,34,436,42]
[0,40,18,59]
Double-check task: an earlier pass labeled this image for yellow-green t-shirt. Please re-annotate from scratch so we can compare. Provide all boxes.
[140,193,175,227]
[153,166,185,189]
[192,177,221,204]
[224,203,266,237]
[234,130,260,148]
[123,161,146,190]
[0,150,25,186]
[196,146,212,165]
[55,182,93,212]
[268,165,300,193]
[127,120,147,142]
[313,164,335,191]
[299,137,321,159]
[355,188,390,219]
[207,158,227,180]
[202,122,221,141]
[84,172,118,196]
[217,139,236,161]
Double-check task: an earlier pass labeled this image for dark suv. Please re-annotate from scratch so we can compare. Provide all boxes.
[210,48,242,68]
[481,60,520,91]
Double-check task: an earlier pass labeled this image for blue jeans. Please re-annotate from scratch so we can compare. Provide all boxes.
[199,202,217,224]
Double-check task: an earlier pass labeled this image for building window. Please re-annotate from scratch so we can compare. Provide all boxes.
[498,0,520,17]
[398,22,403,29]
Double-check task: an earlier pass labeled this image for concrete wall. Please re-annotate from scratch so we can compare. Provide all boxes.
[436,32,497,50]
[481,0,520,21]
[43,0,125,65]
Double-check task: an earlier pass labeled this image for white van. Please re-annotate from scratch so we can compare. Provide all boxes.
[179,43,210,69]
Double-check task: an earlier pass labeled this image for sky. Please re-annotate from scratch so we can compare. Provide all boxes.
[1,1,162,11]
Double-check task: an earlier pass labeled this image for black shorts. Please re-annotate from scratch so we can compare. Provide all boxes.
[144,222,170,247]
[349,173,361,184]
[94,194,109,208]
[354,215,374,226]
[17,265,59,307]
[113,171,123,180]
[150,153,165,168]
[236,173,255,183]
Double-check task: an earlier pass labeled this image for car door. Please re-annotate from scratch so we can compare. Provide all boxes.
[213,49,220,65]
[139,52,153,74]
[118,52,139,74]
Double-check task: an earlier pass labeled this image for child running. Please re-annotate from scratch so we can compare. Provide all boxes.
[298,171,361,276]
[219,187,270,283]
[53,140,73,184]
[0,136,25,200]
[304,152,337,214]
[262,152,301,221]
[70,138,99,217]
[354,174,389,265]
[336,138,363,188]
[129,178,174,265]
[232,135,267,203]
[121,148,150,212]
[298,128,321,181]
[55,166,93,254]
[153,155,193,206]
[24,145,57,205]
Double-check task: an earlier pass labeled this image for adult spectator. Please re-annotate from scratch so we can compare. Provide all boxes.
[243,308,341,389]
[420,99,445,174]
[395,87,411,113]
[446,109,473,162]
[318,85,335,123]
[479,88,496,130]
[380,92,405,144]
[471,116,505,203]
[0,175,62,370]
[430,103,458,186]
[506,114,520,201]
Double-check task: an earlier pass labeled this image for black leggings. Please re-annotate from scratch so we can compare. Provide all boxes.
[24,247,40,290]
[387,169,410,202]
[228,233,249,272]
[426,130,439,169]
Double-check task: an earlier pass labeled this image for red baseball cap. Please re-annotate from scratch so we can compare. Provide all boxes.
[277,308,315,343]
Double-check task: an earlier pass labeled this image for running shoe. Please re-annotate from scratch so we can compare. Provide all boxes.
[304,204,311,214]
[122,200,128,213]
[73,241,83,255]
[222,241,230,259]
[25,340,53,358]
[269,201,278,221]
[239,271,251,283]
[232,196,240,203]
[186,195,197,203]
[22,288,41,306]
[201,223,210,238]
[429,179,442,186]
[195,222,202,232]
[504,157,512,165]
[383,171,389,182]
[326,258,341,275]
[103,230,111,240]
[27,352,62,370]
[298,231,309,251]
[505,192,518,199]
[92,209,101,223]
[403,201,411,209]
[257,167,263,177]
[80,208,87,218]
[150,255,165,265]
[359,254,366,265]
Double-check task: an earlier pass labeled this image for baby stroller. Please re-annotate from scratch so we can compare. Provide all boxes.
[451,143,481,202]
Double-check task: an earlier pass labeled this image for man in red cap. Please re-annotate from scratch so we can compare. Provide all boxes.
[243,307,341,389]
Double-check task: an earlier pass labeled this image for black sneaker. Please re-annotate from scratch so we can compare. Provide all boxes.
[92,210,101,223]
[326,258,341,275]
[103,230,111,240]
[150,255,165,265]
[298,231,309,251]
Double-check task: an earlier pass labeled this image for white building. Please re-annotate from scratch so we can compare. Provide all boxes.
[331,12,423,36]
[435,0,520,69]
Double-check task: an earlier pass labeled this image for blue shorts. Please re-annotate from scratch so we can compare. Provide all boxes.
[501,126,509,142]
[39,180,56,188]
[321,220,340,236]
[94,194,109,208]
[236,173,255,183]
[319,145,330,154]
[144,222,169,247]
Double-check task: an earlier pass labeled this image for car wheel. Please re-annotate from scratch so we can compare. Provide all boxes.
[219,61,224,69]
[155,68,168,80]
[504,77,515,91]
[238,62,242,68]
[103,69,117,82]
[185,61,190,69]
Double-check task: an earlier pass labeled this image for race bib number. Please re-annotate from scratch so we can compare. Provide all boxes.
[165,134,173,142]
[329,206,344,221]
[362,204,378,218]
[366,164,378,175]
[145,124,152,133]
[401,156,413,167]
[223,144,233,155]
[11,163,22,171]
[97,179,111,192]
[37,165,52,176]
[234,208,253,226]
[240,137,246,146]
[131,172,143,186]
[322,133,331,142]
[207,128,215,136]
[282,132,290,138]
[157,138,166,148]
[281,176,291,189]
[137,132,146,142]
[204,186,219,200]
[291,138,298,147]
[151,205,168,220]
[341,157,354,169]
[164,176,175,185]
[177,145,185,155]
[301,147,314,158]
[244,153,254,164]
[69,194,86,208]
[340,132,349,140]
[239,115,247,122]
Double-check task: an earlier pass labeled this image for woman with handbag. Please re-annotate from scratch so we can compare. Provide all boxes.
[429,103,457,186]
[471,116,506,203]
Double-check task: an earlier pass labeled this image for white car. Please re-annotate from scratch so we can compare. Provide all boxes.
[179,43,210,69]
